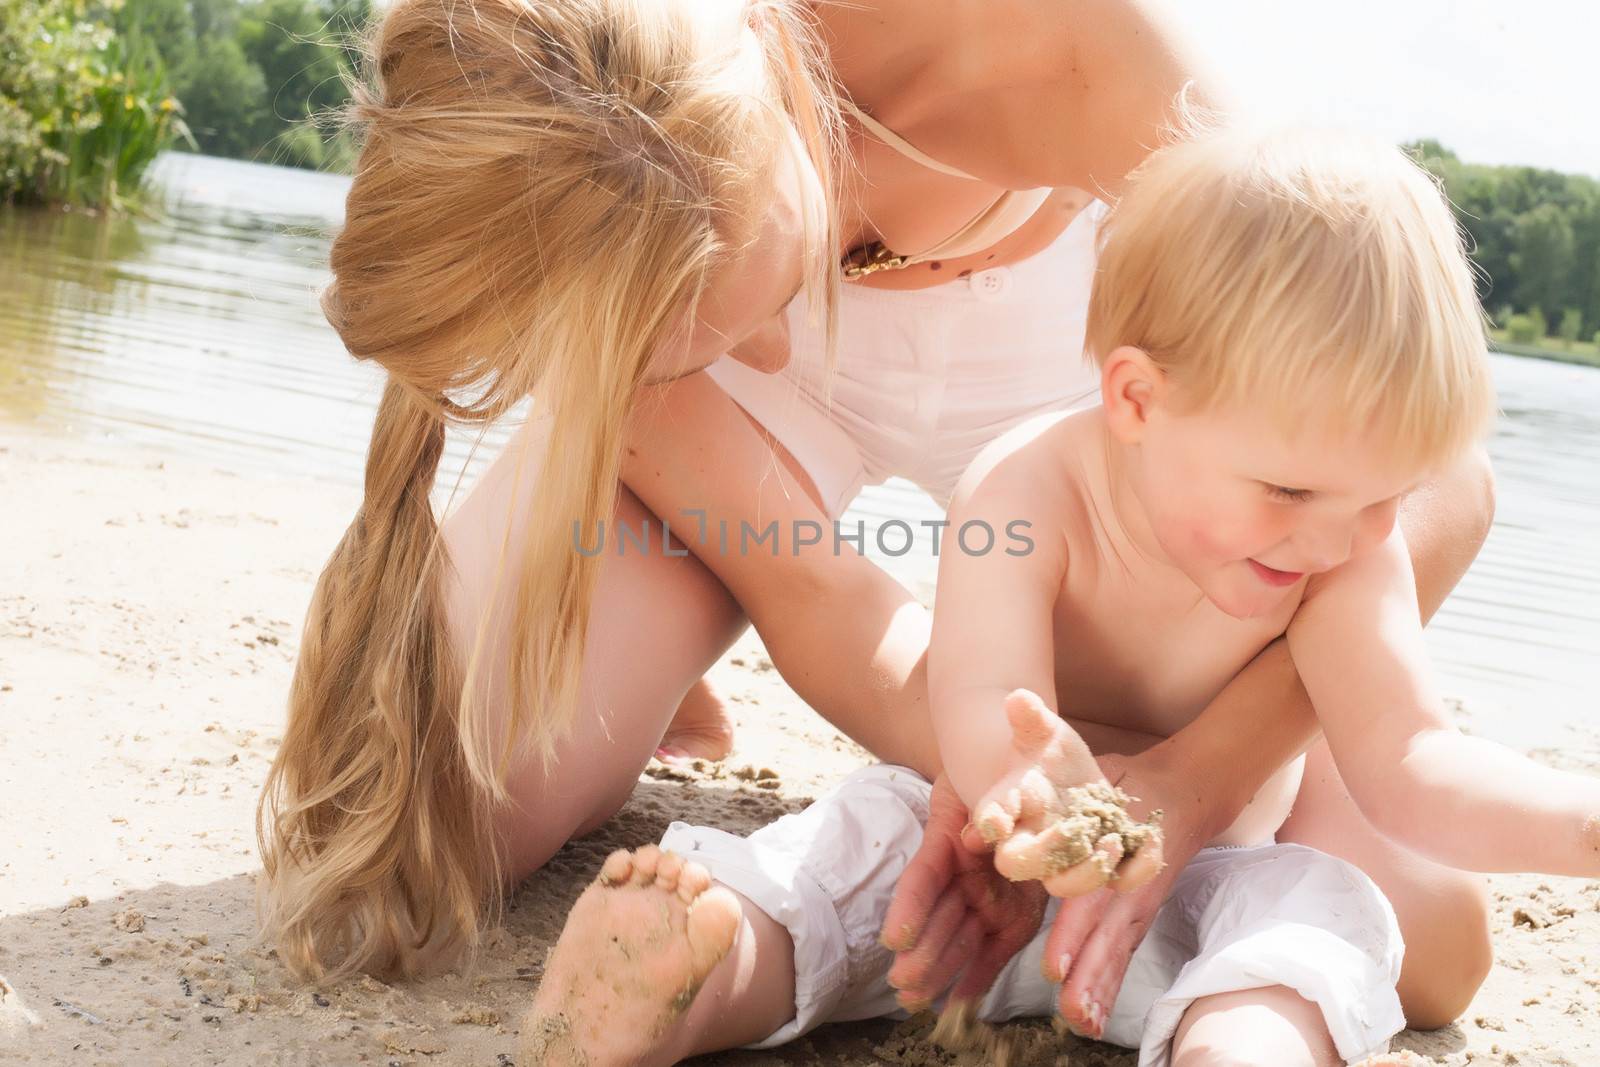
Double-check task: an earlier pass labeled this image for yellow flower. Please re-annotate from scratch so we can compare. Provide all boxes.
[124,94,135,110]
[160,98,175,112]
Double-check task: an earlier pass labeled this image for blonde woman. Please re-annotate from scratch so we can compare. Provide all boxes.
[258,0,1495,1045]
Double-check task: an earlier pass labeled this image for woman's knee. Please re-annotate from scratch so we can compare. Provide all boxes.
[1453,443,1497,548]
[1402,444,1496,621]
[1396,872,1493,1030]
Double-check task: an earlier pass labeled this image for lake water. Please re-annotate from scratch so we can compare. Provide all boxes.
[2,152,1595,750]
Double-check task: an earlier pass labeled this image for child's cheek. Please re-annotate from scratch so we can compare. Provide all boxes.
[1185,507,1255,565]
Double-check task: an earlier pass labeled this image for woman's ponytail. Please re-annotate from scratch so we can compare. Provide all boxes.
[258,380,497,981]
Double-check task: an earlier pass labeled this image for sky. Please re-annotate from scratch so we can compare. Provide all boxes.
[1166,0,1600,177]
[353,0,1598,176]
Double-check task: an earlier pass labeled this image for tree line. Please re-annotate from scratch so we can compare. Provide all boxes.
[1,0,365,207]
[4,5,1599,355]
[1410,140,1600,350]
[112,0,370,170]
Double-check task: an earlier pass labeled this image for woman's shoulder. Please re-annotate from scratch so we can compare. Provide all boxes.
[817,0,1229,192]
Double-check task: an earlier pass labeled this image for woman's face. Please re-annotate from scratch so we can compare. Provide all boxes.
[644,100,825,385]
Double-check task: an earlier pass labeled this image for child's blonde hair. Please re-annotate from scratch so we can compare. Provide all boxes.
[1086,121,1496,469]
[257,0,843,983]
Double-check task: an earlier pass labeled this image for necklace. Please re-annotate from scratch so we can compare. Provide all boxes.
[840,240,912,279]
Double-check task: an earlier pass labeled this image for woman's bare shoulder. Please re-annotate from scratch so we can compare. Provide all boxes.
[817,0,1232,192]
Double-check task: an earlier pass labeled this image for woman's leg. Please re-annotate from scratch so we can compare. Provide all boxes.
[1171,987,1341,1067]
[525,845,798,1067]
[441,415,764,879]
[1276,448,1497,1028]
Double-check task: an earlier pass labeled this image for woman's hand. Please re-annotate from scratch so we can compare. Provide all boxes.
[880,774,1048,1011]
[882,739,1216,1034]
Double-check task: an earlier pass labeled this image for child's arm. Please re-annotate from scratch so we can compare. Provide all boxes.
[928,422,1093,812]
[1288,528,1600,875]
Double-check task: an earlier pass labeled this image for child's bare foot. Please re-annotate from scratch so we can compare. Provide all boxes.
[523,846,741,1067]
[658,677,735,763]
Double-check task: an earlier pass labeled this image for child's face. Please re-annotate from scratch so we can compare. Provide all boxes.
[1125,390,1426,620]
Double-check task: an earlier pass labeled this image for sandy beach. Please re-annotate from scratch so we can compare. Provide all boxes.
[1,421,1596,1067]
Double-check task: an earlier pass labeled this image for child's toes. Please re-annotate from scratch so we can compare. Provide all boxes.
[629,844,663,886]
[598,848,635,886]
[685,887,741,980]
[676,859,712,904]
[654,850,684,894]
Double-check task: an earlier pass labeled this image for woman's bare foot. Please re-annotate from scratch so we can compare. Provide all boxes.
[523,846,741,1067]
[658,676,735,762]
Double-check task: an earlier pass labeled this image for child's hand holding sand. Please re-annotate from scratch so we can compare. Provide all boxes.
[970,690,1166,897]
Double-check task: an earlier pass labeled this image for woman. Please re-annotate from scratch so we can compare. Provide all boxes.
[256,0,1495,1039]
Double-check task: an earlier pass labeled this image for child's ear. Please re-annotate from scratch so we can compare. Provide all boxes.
[1100,346,1163,444]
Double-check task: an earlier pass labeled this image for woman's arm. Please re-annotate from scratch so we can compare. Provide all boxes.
[620,370,941,777]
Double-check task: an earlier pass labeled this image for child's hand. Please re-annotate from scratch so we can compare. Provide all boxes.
[973,689,1164,896]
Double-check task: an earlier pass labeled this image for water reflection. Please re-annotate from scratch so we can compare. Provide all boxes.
[0,152,1594,749]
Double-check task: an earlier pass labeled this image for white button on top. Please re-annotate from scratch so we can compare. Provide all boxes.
[969,266,1012,299]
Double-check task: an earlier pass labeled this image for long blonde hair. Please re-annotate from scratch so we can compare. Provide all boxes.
[258,0,843,982]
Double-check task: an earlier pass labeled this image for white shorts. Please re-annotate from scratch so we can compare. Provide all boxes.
[659,765,1406,1067]
[706,204,1106,518]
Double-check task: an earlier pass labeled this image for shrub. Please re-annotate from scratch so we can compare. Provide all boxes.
[1558,308,1582,348]
[1506,314,1538,344]
[1529,306,1549,340]
[0,0,193,208]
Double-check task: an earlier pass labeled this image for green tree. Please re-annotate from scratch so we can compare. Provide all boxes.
[1573,204,1600,336]
[1507,314,1538,344]
[237,0,347,143]
[1511,205,1577,318]
[113,0,197,73]
[178,37,271,158]
[191,0,246,41]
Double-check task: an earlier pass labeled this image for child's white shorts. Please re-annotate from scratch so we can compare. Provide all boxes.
[658,764,1406,1067]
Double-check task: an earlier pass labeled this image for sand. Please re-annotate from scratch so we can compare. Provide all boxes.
[2,421,1597,1067]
